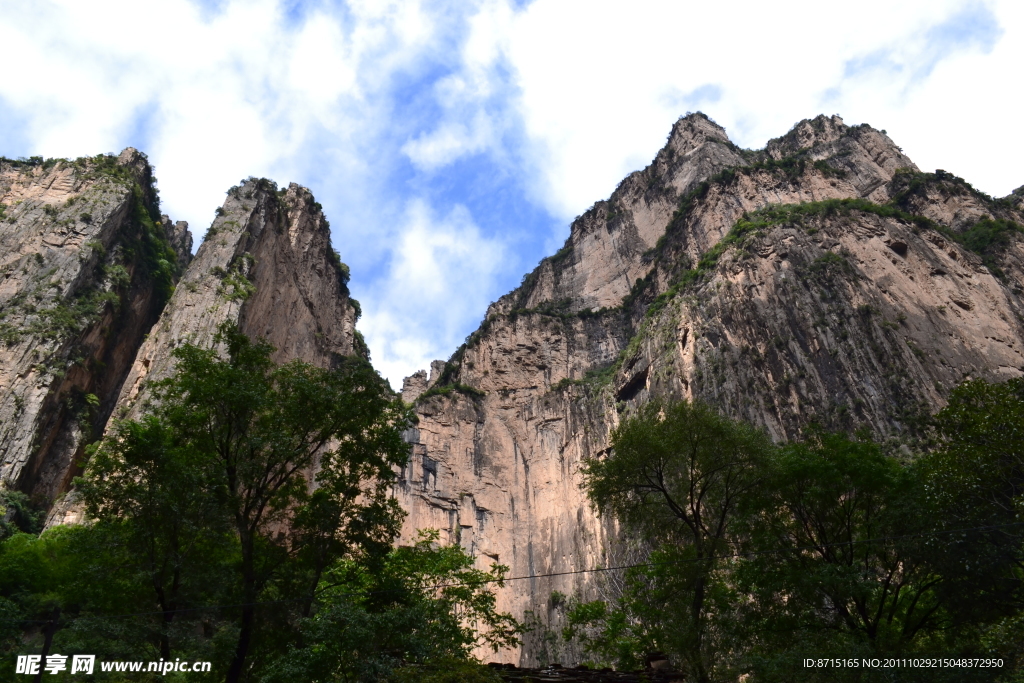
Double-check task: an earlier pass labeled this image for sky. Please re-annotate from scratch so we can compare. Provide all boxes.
[1,0,1022,388]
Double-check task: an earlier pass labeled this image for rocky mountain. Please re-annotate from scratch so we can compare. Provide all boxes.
[0,155,363,526]
[49,177,364,526]
[106,177,363,426]
[0,150,189,505]
[396,114,1024,664]
[3,114,1023,667]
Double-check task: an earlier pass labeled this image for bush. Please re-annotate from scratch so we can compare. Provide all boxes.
[957,217,1024,280]
[0,491,43,541]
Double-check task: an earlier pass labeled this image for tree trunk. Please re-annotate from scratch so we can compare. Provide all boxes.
[227,530,257,683]
[33,606,60,683]
[689,550,712,683]
[226,603,255,683]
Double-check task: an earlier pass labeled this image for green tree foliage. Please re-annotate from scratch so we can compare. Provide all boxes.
[0,490,43,541]
[1,324,518,682]
[924,378,1024,605]
[72,415,232,662]
[580,400,773,682]
[573,391,1024,682]
[735,431,943,680]
[77,323,410,681]
[921,378,1024,669]
[264,530,519,683]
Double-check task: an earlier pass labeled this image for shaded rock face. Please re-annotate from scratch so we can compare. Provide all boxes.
[629,210,1024,440]
[0,151,188,504]
[161,215,193,272]
[396,114,1024,664]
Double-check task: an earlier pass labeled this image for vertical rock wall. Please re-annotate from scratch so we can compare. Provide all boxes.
[110,179,362,425]
[0,150,189,504]
[47,178,363,526]
[1,157,362,527]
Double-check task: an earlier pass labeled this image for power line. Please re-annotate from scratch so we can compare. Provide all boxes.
[438,519,1024,587]
[3,520,1022,625]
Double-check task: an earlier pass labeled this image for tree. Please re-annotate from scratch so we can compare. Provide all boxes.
[77,415,234,662]
[922,378,1024,670]
[924,378,1024,612]
[735,430,943,680]
[580,400,772,682]
[0,490,43,541]
[0,522,171,679]
[263,530,519,683]
[80,323,411,681]
[564,389,1024,681]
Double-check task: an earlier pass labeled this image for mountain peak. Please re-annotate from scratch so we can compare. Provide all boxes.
[766,114,848,159]
[666,111,733,156]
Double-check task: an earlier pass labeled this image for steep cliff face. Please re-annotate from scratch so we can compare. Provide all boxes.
[490,115,913,320]
[45,178,364,525]
[496,115,748,312]
[396,114,1024,664]
[110,178,363,424]
[0,150,189,504]
[0,156,361,525]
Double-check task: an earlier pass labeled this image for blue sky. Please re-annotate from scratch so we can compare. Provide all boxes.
[1,0,1021,387]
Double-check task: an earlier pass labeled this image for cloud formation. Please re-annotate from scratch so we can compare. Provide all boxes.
[359,200,507,385]
[1,0,1021,387]
[497,0,1017,221]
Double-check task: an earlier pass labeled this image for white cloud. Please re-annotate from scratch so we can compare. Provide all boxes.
[831,0,1023,195]
[482,0,1021,220]
[402,111,495,170]
[399,1,514,172]
[0,0,442,233]
[358,200,506,388]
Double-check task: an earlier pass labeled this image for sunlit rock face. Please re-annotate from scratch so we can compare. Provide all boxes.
[109,179,362,425]
[394,114,1024,664]
[47,179,363,526]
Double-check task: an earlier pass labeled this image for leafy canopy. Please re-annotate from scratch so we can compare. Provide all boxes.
[579,400,772,683]
[571,391,1024,682]
[2,323,519,682]
[80,323,412,682]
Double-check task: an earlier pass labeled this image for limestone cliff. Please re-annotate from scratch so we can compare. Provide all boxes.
[0,152,362,526]
[0,150,189,504]
[47,177,364,525]
[396,114,1024,664]
[110,178,363,422]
